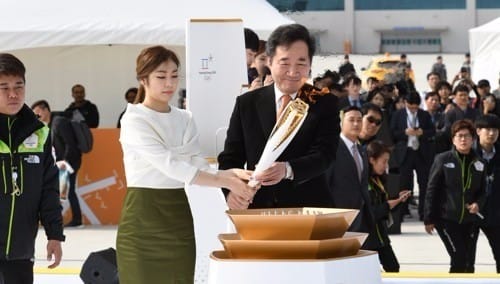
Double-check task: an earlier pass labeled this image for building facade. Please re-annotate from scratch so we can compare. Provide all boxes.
[267,0,500,54]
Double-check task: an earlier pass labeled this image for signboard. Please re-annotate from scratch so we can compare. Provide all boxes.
[186,19,247,158]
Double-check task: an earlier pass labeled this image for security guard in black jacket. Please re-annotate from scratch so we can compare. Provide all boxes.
[424,119,486,273]
[0,53,64,284]
[474,114,500,273]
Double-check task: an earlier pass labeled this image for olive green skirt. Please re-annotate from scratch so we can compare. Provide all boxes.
[116,187,195,284]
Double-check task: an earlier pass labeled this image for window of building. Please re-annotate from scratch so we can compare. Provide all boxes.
[355,0,466,10]
[477,0,500,9]
[381,33,442,53]
[266,0,344,11]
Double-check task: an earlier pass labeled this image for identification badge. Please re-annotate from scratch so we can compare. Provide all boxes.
[23,133,38,149]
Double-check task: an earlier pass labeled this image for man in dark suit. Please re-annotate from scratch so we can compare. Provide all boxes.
[32,100,83,227]
[218,24,340,209]
[390,92,435,220]
[337,75,364,111]
[425,91,449,154]
[328,106,372,233]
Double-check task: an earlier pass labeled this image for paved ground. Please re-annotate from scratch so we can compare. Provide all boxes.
[390,210,496,273]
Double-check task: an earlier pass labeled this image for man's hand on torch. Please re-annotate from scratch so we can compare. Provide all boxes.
[253,162,287,186]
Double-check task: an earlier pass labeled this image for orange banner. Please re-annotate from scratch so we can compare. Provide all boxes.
[62,128,126,225]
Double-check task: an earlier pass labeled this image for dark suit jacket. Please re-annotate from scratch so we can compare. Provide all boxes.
[390,108,436,167]
[336,96,364,112]
[475,142,500,227]
[50,116,82,171]
[328,138,373,233]
[444,106,478,136]
[428,110,449,154]
[218,84,340,208]
[65,100,100,128]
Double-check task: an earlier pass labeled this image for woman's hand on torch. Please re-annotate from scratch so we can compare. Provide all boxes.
[218,169,257,201]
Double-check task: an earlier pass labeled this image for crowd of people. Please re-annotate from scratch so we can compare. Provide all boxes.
[312,53,500,274]
[239,26,500,275]
[1,22,499,283]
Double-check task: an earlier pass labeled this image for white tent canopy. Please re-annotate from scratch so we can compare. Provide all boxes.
[1,0,293,51]
[469,17,500,89]
[0,0,293,127]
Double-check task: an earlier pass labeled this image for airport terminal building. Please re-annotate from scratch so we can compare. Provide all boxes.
[267,0,500,54]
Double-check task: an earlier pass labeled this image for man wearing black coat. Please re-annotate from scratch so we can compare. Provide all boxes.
[328,106,373,234]
[390,92,435,220]
[32,100,83,227]
[474,115,500,273]
[65,84,99,128]
[218,24,339,209]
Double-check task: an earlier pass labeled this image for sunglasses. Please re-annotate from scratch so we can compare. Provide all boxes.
[366,116,382,126]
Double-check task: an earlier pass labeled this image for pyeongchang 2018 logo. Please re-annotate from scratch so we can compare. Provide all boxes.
[199,53,216,80]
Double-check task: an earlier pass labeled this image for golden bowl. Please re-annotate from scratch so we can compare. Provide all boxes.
[226,207,359,240]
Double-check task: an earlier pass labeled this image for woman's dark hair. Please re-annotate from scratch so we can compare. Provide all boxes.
[367,140,392,161]
[244,28,259,53]
[366,140,392,177]
[256,40,267,56]
[366,87,384,104]
[451,119,475,138]
[135,46,180,104]
[266,24,315,63]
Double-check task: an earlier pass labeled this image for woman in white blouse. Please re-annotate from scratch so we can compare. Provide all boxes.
[116,45,255,283]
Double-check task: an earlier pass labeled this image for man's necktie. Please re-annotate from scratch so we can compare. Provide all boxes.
[277,94,292,120]
[410,113,420,150]
[352,143,363,181]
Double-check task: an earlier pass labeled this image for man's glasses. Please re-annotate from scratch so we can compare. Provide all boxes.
[366,116,382,126]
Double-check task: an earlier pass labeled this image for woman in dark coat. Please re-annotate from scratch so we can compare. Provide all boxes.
[364,140,410,272]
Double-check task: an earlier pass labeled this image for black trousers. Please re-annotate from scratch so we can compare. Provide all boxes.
[68,171,82,223]
[480,225,500,273]
[399,149,430,219]
[436,219,479,273]
[377,244,400,272]
[0,259,34,284]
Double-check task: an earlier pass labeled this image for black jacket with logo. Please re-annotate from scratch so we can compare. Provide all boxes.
[0,105,64,260]
[475,143,500,227]
[424,148,486,225]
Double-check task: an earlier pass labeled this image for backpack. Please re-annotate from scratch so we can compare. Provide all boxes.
[71,120,93,153]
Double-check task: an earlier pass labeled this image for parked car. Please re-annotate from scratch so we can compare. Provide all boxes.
[361,54,415,90]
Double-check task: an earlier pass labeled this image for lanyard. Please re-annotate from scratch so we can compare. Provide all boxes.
[370,176,388,199]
